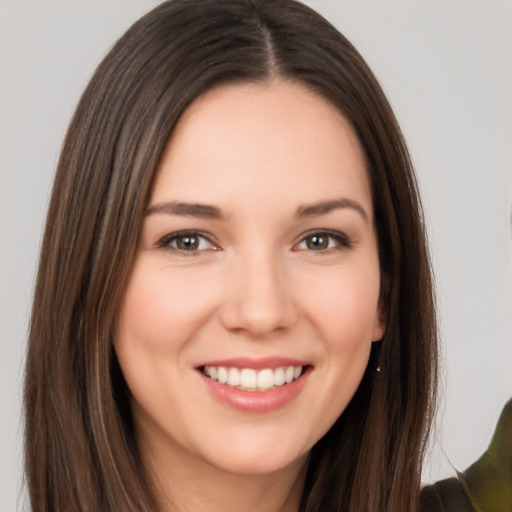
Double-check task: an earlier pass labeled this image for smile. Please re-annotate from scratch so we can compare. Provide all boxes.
[202,365,304,391]
[197,358,312,412]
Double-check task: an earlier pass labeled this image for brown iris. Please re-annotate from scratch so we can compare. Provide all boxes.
[176,235,200,250]
[306,234,329,250]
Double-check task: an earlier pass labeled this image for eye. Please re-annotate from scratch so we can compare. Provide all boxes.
[295,230,352,253]
[157,231,217,253]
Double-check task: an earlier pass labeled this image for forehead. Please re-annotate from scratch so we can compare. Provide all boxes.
[151,80,371,215]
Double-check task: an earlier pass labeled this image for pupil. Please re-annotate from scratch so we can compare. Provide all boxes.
[307,235,328,250]
[178,235,198,250]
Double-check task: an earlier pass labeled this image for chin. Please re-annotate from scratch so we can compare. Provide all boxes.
[196,432,310,477]
[209,450,308,477]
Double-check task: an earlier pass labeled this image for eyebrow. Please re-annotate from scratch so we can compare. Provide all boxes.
[146,201,224,220]
[146,197,368,223]
[295,198,369,223]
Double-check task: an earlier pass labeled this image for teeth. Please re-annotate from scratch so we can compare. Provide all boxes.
[217,367,228,384]
[228,367,240,387]
[274,367,285,386]
[257,369,274,390]
[240,368,256,389]
[202,365,304,391]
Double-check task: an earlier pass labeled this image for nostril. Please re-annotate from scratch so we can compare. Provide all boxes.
[219,291,298,336]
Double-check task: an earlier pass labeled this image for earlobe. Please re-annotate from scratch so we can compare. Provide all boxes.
[371,321,385,342]
[372,298,387,342]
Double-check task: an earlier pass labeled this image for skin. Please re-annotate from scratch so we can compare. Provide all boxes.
[115,80,384,512]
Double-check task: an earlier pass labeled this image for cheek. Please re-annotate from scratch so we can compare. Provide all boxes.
[290,265,380,447]
[298,263,381,347]
[116,262,220,353]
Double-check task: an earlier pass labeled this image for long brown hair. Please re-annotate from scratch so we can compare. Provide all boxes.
[24,1,438,510]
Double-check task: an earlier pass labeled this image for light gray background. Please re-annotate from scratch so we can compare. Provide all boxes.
[1,1,511,510]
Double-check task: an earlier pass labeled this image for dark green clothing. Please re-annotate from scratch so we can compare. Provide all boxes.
[420,399,512,512]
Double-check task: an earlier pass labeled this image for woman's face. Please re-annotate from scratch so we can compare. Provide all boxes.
[115,80,384,477]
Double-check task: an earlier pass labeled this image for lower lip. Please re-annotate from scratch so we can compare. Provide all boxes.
[199,369,310,413]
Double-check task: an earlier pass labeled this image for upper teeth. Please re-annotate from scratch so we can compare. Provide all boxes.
[203,365,303,391]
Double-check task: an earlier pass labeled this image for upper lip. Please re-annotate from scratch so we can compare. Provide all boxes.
[195,357,311,370]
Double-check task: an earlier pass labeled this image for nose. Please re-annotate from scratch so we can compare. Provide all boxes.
[219,250,298,338]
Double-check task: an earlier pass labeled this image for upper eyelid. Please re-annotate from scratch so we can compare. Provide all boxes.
[292,229,352,252]
[295,229,350,242]
[157,230,218,248]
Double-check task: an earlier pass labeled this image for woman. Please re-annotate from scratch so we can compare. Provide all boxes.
[24,1,438,511]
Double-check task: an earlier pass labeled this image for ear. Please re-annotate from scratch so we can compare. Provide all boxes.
[371,297,386,342]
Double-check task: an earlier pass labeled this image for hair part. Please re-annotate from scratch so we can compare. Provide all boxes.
[24,1,437,511]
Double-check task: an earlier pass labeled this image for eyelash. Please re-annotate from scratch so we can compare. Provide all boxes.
[294,230,353,254]
[156,229,352,255]
[156,230,218,255]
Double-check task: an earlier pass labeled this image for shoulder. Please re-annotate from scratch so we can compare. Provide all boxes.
[419,477,474,512]
[420,398,512,512]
